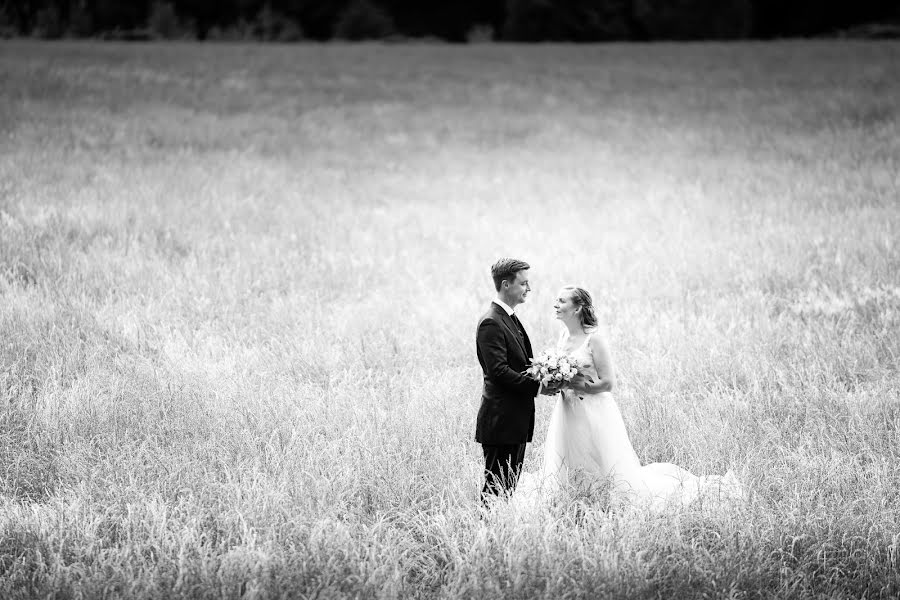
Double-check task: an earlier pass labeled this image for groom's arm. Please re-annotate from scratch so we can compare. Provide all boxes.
[477,318,540,397]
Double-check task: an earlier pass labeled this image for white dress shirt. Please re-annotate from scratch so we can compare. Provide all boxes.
[492,298,515,316]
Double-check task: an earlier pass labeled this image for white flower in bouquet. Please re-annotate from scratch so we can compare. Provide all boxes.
[524,347,579,388]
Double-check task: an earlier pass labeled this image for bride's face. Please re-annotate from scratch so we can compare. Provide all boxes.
[553,290,580,322]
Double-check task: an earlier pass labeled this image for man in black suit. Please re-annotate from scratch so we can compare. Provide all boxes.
[476,258,556,503]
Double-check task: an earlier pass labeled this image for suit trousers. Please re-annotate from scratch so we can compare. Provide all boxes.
[481,443,526,501]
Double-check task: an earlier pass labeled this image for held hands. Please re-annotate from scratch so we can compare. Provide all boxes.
[539,373,593,396]
[566,373,594,394]
[540,380,564,395]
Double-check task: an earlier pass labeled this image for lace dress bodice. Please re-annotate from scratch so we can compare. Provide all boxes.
[558,333,603,400]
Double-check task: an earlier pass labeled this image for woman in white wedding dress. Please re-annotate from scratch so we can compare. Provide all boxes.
[526,285,743,510]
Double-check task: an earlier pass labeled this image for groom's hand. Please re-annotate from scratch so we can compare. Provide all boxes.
[540,381,563,395]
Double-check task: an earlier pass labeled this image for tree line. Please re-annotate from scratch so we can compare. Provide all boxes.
[2,0,898,42]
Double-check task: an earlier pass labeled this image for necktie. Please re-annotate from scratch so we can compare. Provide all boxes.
[511,314,525,339]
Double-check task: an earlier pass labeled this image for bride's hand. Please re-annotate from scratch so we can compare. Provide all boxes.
[540,380,563,395]
[567,373,594,393]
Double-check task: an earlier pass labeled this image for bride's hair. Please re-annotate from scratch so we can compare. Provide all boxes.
[563,285,598,330]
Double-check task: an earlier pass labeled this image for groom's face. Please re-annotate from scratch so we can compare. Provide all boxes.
[505,269,531,306]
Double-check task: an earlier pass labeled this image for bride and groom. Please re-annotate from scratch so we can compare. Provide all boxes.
[475,257,742,509]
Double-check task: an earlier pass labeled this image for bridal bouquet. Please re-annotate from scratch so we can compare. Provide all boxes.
[525,348,578,387]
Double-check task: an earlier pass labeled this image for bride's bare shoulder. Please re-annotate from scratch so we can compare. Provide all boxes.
[586,330,611,353]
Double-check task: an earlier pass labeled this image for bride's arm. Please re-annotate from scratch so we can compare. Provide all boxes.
[573,334,615,393]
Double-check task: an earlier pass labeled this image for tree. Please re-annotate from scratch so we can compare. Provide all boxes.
[381,0,495,41]
[503,0,632,41]
[751,0,899,38]
[633,0,753,39]
[33,1,63,38]
[67,0,95,36]
[255,2,303,40]
[334,0,394,40]
[2,0,38,34]
[174,0,236,38]
[276,0,346,40]
[148,1,181,38]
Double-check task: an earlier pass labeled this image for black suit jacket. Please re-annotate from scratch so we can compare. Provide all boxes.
[475,303,540,445]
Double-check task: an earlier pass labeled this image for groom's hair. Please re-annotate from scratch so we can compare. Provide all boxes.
[491,258,530,291]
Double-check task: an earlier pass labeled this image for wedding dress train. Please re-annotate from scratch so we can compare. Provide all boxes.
[518,334,744,511]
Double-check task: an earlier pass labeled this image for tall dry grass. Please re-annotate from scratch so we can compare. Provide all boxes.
[1,39,899,598]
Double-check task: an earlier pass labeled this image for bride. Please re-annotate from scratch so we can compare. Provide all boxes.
[526,285,743,509]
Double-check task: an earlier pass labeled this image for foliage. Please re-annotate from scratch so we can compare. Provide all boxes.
[32,3,62,38]
[0,4,13,37]
[466,23,495,43]
[0,0,896,40]
[207,19,256,40]
[503,0,632,41]
[67,1,95,37]
[255,3,303,41]
[147,1,182,39]
[334,0,394,40]
[633,0,754,39]
[91,0,151,31]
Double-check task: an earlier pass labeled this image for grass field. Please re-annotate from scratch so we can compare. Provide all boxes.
[1,39,899,598]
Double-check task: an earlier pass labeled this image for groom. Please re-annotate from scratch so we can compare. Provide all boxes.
[475,258,554,503]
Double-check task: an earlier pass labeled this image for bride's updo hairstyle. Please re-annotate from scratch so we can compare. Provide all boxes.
[563,285,599,330]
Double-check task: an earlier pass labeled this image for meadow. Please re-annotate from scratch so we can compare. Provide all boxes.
[1,39,899,598]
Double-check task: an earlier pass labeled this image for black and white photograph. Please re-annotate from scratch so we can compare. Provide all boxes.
[1,1,899,598]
